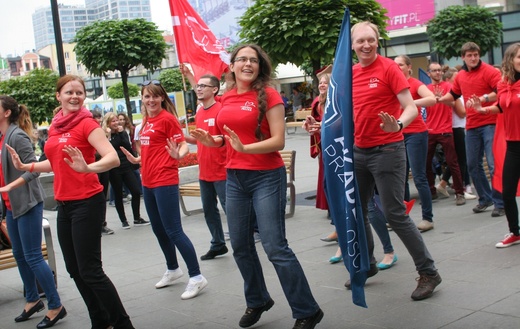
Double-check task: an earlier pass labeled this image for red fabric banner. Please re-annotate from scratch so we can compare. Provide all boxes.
[169,0,230,81]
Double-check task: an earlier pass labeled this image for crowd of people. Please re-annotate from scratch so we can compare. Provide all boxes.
[1,20,519,329]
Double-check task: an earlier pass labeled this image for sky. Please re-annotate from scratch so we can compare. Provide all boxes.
[0,0,173,57]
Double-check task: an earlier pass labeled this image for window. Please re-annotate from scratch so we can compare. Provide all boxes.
[25,63,30,71]
[66,65,71,72]
[77,64,82,71]
[65,52,70,59]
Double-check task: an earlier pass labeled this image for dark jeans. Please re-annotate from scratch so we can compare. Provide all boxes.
[427,133,464,195]
[503,141,520,235]
[199,179,227,250]
[226,167,319,319]
[442,127,471,186]
[6,202,61,309]
[109,167,142,223]
[143,185,200,277]
[57,192,133,329]
[354,141,436,275]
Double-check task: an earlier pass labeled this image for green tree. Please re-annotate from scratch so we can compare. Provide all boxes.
[427,5,502,60]
[107,81,140,99]
[238,0,388,94]
[0,69,59,124]
[158,69,185,92]
[74,18,166,123]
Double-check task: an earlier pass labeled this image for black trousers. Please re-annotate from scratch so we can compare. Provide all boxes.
[503,141,520,235]
[57,192,134,329]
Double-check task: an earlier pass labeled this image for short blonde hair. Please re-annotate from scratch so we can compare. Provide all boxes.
[351,21,380,40]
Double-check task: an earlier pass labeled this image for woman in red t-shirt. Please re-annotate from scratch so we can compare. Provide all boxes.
[121,80,207,300]
[6,75,134,329]
[192,44,323,328]
[472,43,520,248]
[394,55,438,232]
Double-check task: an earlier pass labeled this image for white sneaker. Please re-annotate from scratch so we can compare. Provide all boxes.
[417,220,434,232]
[464,192,477,200]
[155,269,184,289]
[436,184,450,198]
[181,276,208,300]
[465,185,474,194]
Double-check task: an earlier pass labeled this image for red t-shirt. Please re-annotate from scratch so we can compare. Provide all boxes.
[451,61,501,129]
[402,77,428,134]
[45,118,103,201]
[497,79,520,141]
[426,81,453,134]
[140,109,185,188]
[217,87,284,170]
[195,102,226,181]
[352,55,410,148]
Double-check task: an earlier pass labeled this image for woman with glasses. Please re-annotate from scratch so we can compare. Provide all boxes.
[192,44,323,329]
[121,79,208,299]
[5,75,134,329]
[0,95,65,328]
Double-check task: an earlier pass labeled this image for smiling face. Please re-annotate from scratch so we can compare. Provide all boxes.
[56,80,86,115]
[428,63,443,83]
[109,116,120,131]
[318,75,329,95]
[196,77,217,101]
[514,48,520,73]
[118,114,126,127]
[230,47,260,86]
[141,87,164,118]
[352,24,379,66]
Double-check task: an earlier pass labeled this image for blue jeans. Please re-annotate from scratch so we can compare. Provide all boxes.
[367,194,394,254]
[466,125,504,208]
[355,141,436,275]
[226,167,319,319]
[143,185,200,277]
[404,131,433,221]
[199,179,227,250]
[6,202,61,309]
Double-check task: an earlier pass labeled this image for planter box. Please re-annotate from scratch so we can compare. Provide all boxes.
[179,165,199,185]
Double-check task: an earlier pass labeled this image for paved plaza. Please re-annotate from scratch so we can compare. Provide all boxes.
[1,129,520,329]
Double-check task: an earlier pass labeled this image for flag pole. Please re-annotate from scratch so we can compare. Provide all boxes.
[170,31,189,134]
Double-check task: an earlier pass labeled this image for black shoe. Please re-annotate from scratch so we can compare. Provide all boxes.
[36,306,67,328]
[473,202,493,213]
[14,300,45,322]
[293,308,324,329]
[345,263,378,290]
[239,298,274,328]
[134,218,150,226]
[122,221,131,229]
[491,208,505,217]
[200,246,228,260]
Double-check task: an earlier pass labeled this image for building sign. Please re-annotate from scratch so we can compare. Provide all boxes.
[377,0,436,30]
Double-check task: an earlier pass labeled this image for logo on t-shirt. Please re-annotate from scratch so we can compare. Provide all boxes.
[241,101,255,112]
[369,77,379,89]
[141,122,155,135]
[205,118,215,126]
[58,133,71,143]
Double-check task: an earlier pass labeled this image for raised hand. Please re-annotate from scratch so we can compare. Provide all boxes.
[120,147,140,164]
[378,111,400,132]
[62,146,90,173]
[223,125,245,152]
[165,137,184,160]
[5,144,26,171]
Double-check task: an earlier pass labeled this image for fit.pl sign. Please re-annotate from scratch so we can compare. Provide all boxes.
[377,0,435,30]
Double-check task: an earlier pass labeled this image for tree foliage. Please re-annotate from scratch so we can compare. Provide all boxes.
[74,18,166,123]
[0,69,59,125]
[427,5,502,60]
[107,82,140,99]
[159,69,185,92]
[238,0,388,95]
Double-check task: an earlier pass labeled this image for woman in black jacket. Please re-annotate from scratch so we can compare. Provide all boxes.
[102,113,148,229]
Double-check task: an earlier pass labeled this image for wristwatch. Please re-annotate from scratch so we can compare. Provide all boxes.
[483,94,489,102]
[396,120,404,132]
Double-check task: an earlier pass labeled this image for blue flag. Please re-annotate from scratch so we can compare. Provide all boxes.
[321,8,370,308]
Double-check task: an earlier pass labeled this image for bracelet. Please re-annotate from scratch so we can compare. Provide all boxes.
[219,135,225,147]
[29,162,35,173]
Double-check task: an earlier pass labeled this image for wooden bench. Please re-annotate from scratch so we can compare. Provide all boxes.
[0,218,57,287]
[179,150,297,218]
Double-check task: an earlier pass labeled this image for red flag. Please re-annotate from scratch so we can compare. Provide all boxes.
[169,0,230,81]
[492,113,520,195]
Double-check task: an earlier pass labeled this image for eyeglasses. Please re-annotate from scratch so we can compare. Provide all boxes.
[234,56,259,64]
[196,84,216,89]
[142,80,161,86]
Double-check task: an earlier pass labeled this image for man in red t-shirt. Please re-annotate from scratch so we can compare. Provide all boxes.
[350,22,441,301]
[438,42,504,217]
[182,71,229,261]
[425,62,465,201]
